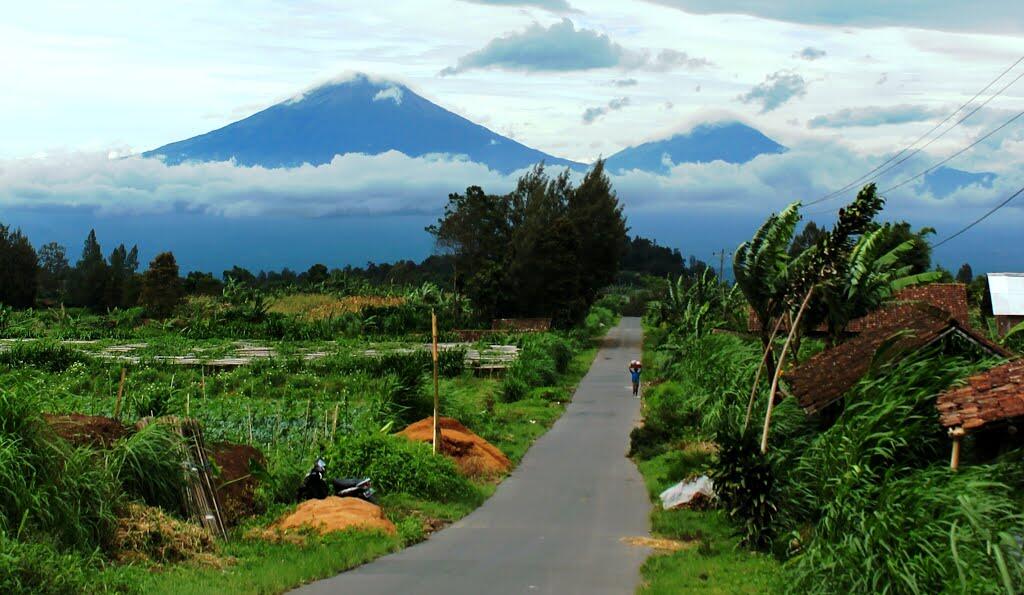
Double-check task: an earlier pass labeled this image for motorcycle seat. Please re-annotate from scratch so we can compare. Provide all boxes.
[332,478,368,490]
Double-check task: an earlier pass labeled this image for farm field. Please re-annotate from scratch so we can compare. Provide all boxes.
[0,288,616,594]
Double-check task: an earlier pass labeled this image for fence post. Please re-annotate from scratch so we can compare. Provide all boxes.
[432,309,440,455]
[114,367,127,420]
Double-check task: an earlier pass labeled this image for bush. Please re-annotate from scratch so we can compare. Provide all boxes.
[500,371,529,403]
[328,433,477,502]
[709,428,776,550]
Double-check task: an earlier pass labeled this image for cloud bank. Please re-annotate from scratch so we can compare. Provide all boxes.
[641,0,1023,34]
[440,19,710,75]
[460,0,576,13]
[808,104,943,128]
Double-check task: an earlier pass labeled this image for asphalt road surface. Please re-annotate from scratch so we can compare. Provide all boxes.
[294,317,651,595]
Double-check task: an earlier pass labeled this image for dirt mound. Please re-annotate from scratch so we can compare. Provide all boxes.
[209,442,266,525]
[399,417,511,478]
[267,497,396,537]
[44,413,132,448]
[110,503,221,566]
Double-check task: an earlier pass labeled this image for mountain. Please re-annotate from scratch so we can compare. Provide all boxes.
[923,166,997,198]
[603,121,787,174]
[144,74,582,174]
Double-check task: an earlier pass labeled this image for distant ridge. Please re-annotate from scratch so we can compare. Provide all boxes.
[604,121,787,174]
[145,74,582,174]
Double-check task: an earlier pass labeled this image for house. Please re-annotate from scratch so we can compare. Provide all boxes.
[785,304,1009,416]
[747,283,971,336]
[988,273,1024,336]
[935,358,1024,469]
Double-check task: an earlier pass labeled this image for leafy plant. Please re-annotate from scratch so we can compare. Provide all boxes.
[710,428,777,550]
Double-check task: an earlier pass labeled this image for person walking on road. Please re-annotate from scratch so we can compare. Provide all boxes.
[629,360,642,397]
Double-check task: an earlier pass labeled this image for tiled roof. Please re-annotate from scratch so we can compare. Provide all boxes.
[936,359,1024,432]
[747,283,970,334]
[785,305,1009,415]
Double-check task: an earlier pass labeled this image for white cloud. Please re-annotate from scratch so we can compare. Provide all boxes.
[372,86,404,105]
[738,71,808,113]
[794,46,826,60]
[582,97,630,124]
[808,104,943,128]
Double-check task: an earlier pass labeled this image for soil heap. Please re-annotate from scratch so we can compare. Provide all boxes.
[399,417,511,478]
[208,442,266,525]
[44,413,132,448]
[269,497,396,536]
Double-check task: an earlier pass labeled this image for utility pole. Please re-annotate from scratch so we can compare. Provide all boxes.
[431,309,440,455]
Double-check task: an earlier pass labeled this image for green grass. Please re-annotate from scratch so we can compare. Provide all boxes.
[635,444,783,595]
[128,529,400,595]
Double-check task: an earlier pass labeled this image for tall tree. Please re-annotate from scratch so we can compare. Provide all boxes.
[566,159,628,308]
[70,229,109,309]
[789,221,826,257]
[956,263,974,285]
[140,252,182,318]
[0,224,39,308]
[37,242,70,302]
[427,185,514,321]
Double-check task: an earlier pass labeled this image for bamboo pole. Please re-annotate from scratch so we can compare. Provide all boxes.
[114,367,127,420]
[743,314,787,433]
[949,427,965,470]
[432,309,440,455]
[761,288,814,454]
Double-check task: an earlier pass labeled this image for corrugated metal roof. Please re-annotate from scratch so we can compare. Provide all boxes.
[988,273,1024,316]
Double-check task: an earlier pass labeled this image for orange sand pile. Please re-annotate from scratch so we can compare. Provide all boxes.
[269,497,396,536]
[399,417,511,478]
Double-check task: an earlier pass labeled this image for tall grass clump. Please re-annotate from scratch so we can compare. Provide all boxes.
[0,386,120,553]
[106,422,185,513]
[0,341,87,372]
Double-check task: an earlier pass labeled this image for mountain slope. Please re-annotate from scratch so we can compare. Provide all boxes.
[604,121,787,174]
[922,166,997,198]
[144,74,581,173]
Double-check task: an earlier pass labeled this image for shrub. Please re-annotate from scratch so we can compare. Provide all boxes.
[0,532,112,595]
[328,433,477,502]
[500,371,529,403]
[709,428,776,550]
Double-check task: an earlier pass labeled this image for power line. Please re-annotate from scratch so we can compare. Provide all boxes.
[933,185,1024,248]
[881,109,1024,193]
[805,55,1024,206]
[804,105,1024,216]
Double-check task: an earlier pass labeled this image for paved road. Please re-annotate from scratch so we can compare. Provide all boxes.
[295,317,651,595]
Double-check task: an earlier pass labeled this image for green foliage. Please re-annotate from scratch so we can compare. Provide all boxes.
[499,332,575,401]
[141,252,183,318]
[0,223,39,308]
[106,422,185,512]
[0,531,129,595]
[710,429,777,549]
[429,162,627,327]
[0,341,87,372]
[327,433,478,503]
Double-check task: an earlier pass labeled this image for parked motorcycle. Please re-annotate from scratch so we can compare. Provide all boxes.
[296,458,376,503]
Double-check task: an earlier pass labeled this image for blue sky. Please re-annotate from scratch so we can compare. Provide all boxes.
[0,0,1022,272]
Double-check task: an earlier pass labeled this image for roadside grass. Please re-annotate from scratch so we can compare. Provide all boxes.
[636,444,783,594]
[127,529,400,595]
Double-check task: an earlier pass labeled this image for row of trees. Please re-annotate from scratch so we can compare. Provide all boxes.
[0,223,182,316]
[428,161,628,327]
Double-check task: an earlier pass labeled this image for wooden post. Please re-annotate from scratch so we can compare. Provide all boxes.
[114,367,127,420]
[761,287,814,454]
[432,309,440,455]
[331,403,340,441]
[247,405,254,444]
[186,391,191,417]
[950,427,965,470]
[201,366,206,400]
